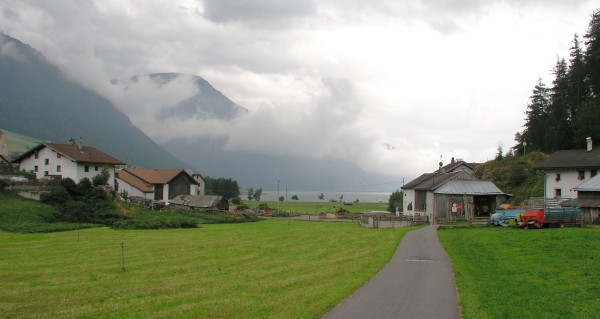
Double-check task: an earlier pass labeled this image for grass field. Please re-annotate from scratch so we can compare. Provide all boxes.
[244,200,389,214]
[0,219,412,318]
[1,128,39,154]
[438,227,600,319]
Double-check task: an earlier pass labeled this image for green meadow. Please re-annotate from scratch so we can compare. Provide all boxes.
[438,227,600,319]
[245,200,389,214]
[0,219,409,318]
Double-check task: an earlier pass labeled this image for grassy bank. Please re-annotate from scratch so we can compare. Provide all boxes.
[438,227,600,319]
[0,220,411,318]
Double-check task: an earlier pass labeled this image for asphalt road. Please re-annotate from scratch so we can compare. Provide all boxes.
[321,225,460,319]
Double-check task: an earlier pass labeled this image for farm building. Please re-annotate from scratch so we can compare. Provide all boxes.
[573,174,600,224]
[402,158,508,222]
[116,168,199,201]
[169,194,229,211]
[11,139,125,188]
[535,137,600,199]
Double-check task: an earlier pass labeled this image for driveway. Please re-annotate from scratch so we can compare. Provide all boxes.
[322,225,460,319]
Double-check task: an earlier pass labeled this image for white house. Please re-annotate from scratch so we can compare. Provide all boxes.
[116,167,199,201]
[534,138,600,199]
[12,140,125,188]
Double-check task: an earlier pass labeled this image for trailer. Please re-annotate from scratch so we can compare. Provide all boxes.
[518,207,580,229]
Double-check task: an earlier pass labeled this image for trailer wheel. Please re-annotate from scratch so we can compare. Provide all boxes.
[534,221,542,229]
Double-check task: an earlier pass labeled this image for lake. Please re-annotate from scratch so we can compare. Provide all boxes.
[256,191,392,203]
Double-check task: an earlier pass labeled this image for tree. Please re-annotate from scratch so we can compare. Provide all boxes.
[92,167,110,187]
[279,196,284,202]
[339,194,344,202]
[318,193,324,200]
[548,57,573,151]
[584,9,600,97]
[387,190,403,213]
[291,195,299,200]
[520,79,550,153]
[247,187,254,201]
[495,143,504,160]
[204,176,240,200]
[253,187,262,201]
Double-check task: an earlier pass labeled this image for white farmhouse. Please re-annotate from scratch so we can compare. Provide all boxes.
[12,140,125,188]
[534,138,600,199]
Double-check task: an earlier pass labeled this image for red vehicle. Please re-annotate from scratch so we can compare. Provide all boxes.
[518,207,580,229]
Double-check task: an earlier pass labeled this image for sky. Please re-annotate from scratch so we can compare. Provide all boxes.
[0,0,598,182]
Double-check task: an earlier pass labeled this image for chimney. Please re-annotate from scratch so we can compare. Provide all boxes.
[77,137,83,150]
[587,137,592,152]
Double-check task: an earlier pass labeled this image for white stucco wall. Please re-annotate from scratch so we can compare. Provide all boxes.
[403,189,415,215]
[18,146,116,188]
[116,179,154,200]
[544,170,597,199]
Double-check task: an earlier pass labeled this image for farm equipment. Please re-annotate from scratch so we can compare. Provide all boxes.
[517,207,580,229]
[490,209,525,226]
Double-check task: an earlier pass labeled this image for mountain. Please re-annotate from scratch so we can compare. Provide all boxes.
[111,73,247,121]
[0,33,398,191]
[163,137,399,191]
[0,33,189,169]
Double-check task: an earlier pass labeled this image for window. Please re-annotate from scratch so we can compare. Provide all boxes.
[44,171,49,176]
[95,166,99,171]
[34,166,38,172]
[555,188,562,198]
[57,153,62,159]
[592,170,597,177]
[555,174,561,181]
[578,171,585,180]
[34,152,39,159]
[44,158,49,165]
[84,165,89,172]
[56,165,61,172]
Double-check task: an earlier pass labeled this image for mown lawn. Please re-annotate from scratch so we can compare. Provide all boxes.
[438,227,600,319]
[0,219,411,318]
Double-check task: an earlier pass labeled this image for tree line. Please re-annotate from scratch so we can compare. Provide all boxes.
[514,9,600,154]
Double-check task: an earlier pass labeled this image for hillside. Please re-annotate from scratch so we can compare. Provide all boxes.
[473,152,548,205]
[0,33,189,169]
[0,128,39,155]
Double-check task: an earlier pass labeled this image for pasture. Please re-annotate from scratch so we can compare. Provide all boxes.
[0,219,410,318]
[438,227,600,319]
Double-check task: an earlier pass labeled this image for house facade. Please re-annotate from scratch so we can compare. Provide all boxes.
[12,140,125,188]
[534,138,600,199]
[401,159,507,222]
[116,168,199,202]
[573,174,600,224]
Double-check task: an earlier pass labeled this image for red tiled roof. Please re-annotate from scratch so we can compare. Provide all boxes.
[116,170,154,193]
[123,168,197,185]
[14,142,125,165]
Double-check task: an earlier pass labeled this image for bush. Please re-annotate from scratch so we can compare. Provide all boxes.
[0,178,11,191]
[111,211,199,229]
[40,187,72,206]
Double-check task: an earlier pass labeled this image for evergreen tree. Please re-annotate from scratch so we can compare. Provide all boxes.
[548,57,572,151]
[584,9,600,97]
[521,79,550,152]
[567,34,589,125]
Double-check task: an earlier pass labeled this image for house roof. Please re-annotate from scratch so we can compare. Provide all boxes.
[0,154,12,165]
[433,180,506,195]
[122,168,198,185]
[534,149,600,170]
[13,142,125,165]
[402,171,478,191]
[573,174,600,191]
[170,195,224,208]
[116,169,154,193]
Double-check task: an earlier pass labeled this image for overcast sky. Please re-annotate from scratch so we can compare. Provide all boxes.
[1,0,598,182]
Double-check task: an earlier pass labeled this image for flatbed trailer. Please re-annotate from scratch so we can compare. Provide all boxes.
[518,207,580,229]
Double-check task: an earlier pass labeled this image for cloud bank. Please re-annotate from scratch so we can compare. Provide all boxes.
[0,0,597,181]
